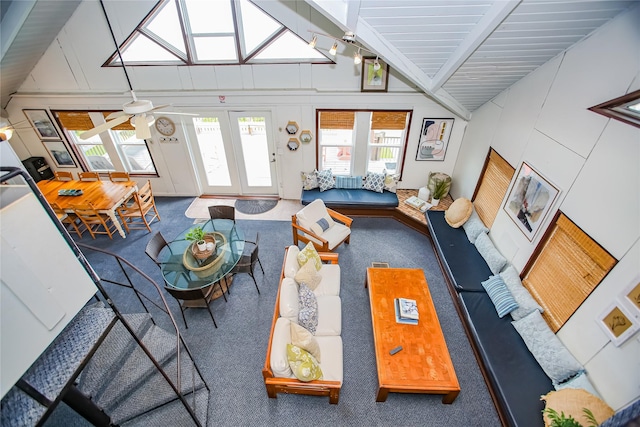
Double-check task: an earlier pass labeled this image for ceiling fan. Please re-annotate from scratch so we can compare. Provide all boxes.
[79,0,195,141]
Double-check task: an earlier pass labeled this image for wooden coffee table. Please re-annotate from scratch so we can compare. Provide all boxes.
[365,268,460,403]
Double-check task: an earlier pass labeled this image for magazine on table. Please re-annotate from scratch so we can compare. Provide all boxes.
[398,298,419,320]
[394,299,418,325]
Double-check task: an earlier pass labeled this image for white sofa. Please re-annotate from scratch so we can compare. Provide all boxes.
[262,246,344,404]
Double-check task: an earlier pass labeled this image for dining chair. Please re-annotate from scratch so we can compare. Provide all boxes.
[229,232,263,294]
[54,171,74,181]
[108,171,130,182]
[164,286,218,329]
[72,202,118,239]
[145,231,169,267]
[208,205,235,221]
[78,171,100,181]
[117,180,160,232]
[51,202,86,238]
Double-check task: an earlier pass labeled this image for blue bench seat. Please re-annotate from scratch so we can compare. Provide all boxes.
[301,188,399,208]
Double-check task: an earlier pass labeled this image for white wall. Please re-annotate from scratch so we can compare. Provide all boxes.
[452,5,640,410]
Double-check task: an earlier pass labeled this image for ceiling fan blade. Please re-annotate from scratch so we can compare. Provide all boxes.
[105,110,128,120]
[134,115,151,139]
[149,104,170,112]
[153,111,200,116]
[79,115,131,140]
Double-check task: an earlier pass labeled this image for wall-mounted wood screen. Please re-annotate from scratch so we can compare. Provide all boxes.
[472,148,515,227]
[522,212,617,332]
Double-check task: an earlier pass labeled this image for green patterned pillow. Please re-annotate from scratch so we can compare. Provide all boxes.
[297,241,322,271]
[287,344,323,382]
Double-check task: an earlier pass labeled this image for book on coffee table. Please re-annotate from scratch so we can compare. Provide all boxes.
[394,298,418,325]
[398,298,419,319]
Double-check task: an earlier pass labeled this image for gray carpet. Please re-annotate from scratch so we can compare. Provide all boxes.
[45,197,500,426]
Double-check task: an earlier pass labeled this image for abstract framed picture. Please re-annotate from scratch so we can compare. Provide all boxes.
[504,162,559,241]
[621,277,640,316]
[415,118,454,161]
[597,302,638,347]
[42,140,76,168]
[23,109,61,140]
[361,57,389,92]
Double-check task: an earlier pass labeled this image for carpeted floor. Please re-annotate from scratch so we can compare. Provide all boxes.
[45,196,500,426]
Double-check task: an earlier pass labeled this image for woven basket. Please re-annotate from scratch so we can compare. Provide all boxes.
[191,234,217,260]
[183,232,227,278]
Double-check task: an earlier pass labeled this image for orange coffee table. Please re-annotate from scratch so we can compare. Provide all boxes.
[365,268,460,403]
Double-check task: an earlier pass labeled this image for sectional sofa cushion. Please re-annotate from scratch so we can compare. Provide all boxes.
[300,188,399,208]
[500,265,544,321]
[475,232,507,275]
[512,310,584,384]
[279,278,300,322]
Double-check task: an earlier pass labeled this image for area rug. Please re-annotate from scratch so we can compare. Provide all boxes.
[234,199,278,215]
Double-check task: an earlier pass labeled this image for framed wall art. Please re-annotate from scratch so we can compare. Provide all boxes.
[597,302,638,347]
[620,277,640,316]
[415,118,454,161]
[42,140,77,168]
[361,57,389,92]
[23,109,61,140]
[503,162,559,241]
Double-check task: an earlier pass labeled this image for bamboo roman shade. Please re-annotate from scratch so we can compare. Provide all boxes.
[522,213,617,332]
[55,111,134,131]
[472,148,515,227]
[371,111,408,130]
[319,111,355,129]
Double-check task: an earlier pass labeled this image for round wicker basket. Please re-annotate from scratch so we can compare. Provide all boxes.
[183,232,227,278]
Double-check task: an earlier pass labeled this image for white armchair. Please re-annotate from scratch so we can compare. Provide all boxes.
[292,199,353,252]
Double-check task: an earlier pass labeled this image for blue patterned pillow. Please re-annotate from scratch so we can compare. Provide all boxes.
[475,232,507,274]
[481,275,519,318]
[298,284,318,334]
[363,171,385,193]
[316,169,335,192]
[335,175,362,189]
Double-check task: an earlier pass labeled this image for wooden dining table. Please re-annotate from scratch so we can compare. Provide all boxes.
[37,179,137,238]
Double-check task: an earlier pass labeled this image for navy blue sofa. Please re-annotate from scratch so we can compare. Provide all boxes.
[426,210,553,427]
[301,188,399,208]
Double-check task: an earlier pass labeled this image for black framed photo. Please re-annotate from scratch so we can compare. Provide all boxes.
[361,57,389,92]
[415,118,454,161]
[42,140,77,168]
[23,109,61,140]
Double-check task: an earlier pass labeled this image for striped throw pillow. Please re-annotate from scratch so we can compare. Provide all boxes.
[335,175,363,189]
[481,275,519,318]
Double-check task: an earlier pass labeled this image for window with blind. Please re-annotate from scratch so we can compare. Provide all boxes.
[472,148,515,227]
[522,212,617,332]
[54,111,156,174]
[317,110,410,176]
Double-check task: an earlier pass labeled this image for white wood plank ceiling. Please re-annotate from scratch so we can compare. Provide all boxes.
[308,0,636,117]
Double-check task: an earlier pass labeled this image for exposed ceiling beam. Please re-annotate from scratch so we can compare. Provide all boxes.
[305,0,471,120]
[431,0,522,92]
[344,0,360,31]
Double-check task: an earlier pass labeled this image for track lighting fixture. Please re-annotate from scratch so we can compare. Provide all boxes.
[354,48,362,65]
[373,56,381,71]
[308,30,379,64]
[329,41,338,56]
[308,34,317,49]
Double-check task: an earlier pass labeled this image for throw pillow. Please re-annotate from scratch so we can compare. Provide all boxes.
[301,170,318,190]
[445,198,473,228]
[363,171,385,193]
[297,241,322,271]
[287,344,323,382]
[309,217,331,235]
[298,284,318,334]
[290,322,321,362]
[294,260,322,290]
[335,175,363,189]
[462,209,489,243]
[541,389,614,427]
[500,265,544,321]
[554,371,600,398]
[481,275,519,318]
[512,310,584,383]
[383,172,400,193]
[316,169,335,192]
[474,232,507,275]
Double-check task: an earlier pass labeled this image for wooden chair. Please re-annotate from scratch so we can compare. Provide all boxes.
[108,171,130,182]
[164,286,218,329]
[117,180,160,232]
[72,203,118,239]
[54,171,74,181]
[208,205,235,221]
[292,199,353,251]
[78,171,100,181]
[51,202,86,238]
[229,232,264,294]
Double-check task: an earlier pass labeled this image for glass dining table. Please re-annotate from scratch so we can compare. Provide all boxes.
[160,219,245,300]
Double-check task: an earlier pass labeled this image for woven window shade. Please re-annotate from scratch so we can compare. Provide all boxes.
[473,149,515,227]
[55,111,94,131]
[371,112,408,130]
[320,111,355,129]
[522,213,617,332]
[102,112,134,130]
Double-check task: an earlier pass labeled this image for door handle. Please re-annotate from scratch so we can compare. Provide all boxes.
[271,152,276,163]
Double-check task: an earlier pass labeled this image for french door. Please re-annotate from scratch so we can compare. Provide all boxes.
[190,111,278,195]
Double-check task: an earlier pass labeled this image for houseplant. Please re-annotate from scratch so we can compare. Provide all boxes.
[430,178,449,206]
[185,226,207,251]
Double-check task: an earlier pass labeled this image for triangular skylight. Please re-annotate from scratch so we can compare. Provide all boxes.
[105,0,331,66]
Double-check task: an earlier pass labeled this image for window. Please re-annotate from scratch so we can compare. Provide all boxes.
[472,148,515,227]
[317,110,410,177]
[54,111,156,175]
[589,89,640,129]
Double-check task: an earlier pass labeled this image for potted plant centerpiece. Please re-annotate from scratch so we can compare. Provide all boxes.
[185,226,207,251]
[430,178,449,207]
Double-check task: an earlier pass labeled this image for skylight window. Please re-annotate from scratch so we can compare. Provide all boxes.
[105,0,331,66]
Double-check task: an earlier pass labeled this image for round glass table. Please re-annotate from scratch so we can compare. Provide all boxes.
[160,219,245,292]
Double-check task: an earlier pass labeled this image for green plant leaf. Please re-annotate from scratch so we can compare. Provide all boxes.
[185,226,206,241]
